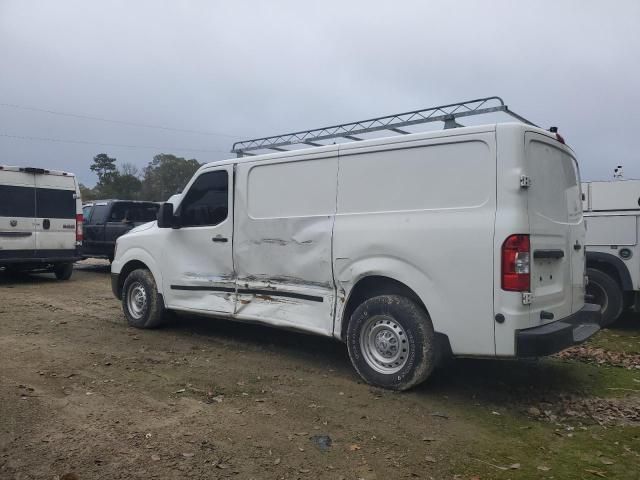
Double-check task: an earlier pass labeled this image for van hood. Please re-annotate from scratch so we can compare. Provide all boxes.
[127,221,156,235]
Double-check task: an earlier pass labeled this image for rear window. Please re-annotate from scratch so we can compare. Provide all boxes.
[90,204,109,224]
[131,204,159,222]
[82,205,93,222]
[107,203,159,223]
[36,188,76,219]
[527,140,581,223]
[0,185,35,217]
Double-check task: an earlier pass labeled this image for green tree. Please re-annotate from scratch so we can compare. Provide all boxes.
[79,183,97,202]
[90,153,118,186]
[109,173,142,200]
[141,154,200,201]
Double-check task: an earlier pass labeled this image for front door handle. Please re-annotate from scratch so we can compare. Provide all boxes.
[212,236,228,243]
[574,242,582,251]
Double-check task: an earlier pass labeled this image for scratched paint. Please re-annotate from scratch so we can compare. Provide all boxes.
[233,159,338,336]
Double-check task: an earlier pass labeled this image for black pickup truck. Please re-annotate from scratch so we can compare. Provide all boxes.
[82,200,159,261]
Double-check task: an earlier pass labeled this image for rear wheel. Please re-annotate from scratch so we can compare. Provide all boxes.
[346,295,435,391]
[122,268,166,328]
[53,263,74,281]
[587,268,623,327]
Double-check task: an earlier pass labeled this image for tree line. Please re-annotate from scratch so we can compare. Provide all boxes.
[80,153,201,202]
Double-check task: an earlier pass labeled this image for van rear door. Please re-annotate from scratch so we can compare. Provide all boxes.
[0,170,36,257]
[526,133,584,323]
[34,174,77,255]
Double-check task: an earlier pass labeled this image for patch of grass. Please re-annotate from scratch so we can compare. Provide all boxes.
[548,359,640,397]
[427,356,640,402]
[587,318,640,355]
[451,407,640,480]
[424,337,640,479]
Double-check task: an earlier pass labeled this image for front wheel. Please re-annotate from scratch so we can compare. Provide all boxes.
[586,268,623,327]
[122,268,166,328]
[346,295,436,391]
[53,263,74,281]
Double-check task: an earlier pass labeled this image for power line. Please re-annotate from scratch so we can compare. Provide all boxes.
[0,132,230,154]
[0,102,243,138]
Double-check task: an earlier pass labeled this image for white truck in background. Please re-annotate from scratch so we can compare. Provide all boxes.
[583,179,640,325]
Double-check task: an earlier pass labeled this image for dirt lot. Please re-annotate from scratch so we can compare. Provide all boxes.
[1,263,639,480]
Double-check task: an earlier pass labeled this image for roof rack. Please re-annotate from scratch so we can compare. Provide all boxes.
[231,96,537,157]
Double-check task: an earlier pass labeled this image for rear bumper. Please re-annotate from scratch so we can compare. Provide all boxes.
[0,249,82,266]
[515,303,601,357]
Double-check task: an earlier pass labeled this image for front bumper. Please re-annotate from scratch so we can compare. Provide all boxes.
[111,272,121,300]
[515,303,601,357]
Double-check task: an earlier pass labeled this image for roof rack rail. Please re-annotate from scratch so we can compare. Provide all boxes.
[231,96,536,157]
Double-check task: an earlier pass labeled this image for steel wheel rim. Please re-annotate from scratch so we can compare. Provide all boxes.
[587,281,608,313]
[360,315,409,374]
[127,282,147,319]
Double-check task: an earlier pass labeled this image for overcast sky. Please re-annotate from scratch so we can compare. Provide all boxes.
[1,0,639,186]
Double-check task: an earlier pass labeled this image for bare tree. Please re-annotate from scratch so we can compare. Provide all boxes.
[120,162,140,178]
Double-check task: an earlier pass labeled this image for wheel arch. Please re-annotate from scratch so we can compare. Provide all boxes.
[338,274,453,363]
[586,251,633,291]
[116,260,150,299]
[114,248,164,299]
[340,275,428,340]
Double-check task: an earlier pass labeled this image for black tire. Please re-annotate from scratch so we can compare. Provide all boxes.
[53,263,74,281]
[121,268,166,329]
[346,294,435,391]
[587,268,623,327]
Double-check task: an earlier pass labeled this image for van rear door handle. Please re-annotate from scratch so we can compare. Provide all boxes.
[533,249,564,259]
[573,242,582,251]
[212,236,228,243]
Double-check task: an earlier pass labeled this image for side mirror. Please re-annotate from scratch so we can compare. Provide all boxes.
[157,203,178,229]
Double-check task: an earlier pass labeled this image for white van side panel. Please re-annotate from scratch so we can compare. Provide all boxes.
[334,133,497,355]
[233,152,338,336]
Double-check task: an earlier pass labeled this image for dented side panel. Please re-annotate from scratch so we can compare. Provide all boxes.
[233,154,338,335]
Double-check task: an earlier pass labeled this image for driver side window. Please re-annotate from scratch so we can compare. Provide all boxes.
[178,170,228,227]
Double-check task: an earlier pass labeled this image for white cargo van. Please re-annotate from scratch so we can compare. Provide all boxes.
[0,166,83,279]
[582,179,640,325]
[111,98,600,390]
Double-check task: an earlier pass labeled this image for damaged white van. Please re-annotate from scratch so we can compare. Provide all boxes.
[111,97,601,390]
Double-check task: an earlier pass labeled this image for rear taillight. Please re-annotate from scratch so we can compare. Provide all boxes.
[76,213,83,243]
[501,234,530,291]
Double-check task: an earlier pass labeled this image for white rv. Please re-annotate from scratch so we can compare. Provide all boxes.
[582,179,640,325]
[110,98,600,390]
[0,166,83,279]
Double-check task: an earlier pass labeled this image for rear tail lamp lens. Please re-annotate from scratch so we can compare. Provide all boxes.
[502,234,530,291]
[76,213,83,243]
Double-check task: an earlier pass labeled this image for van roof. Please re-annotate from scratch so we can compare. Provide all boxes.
[198,122,565,171]
[0,165,76,177]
